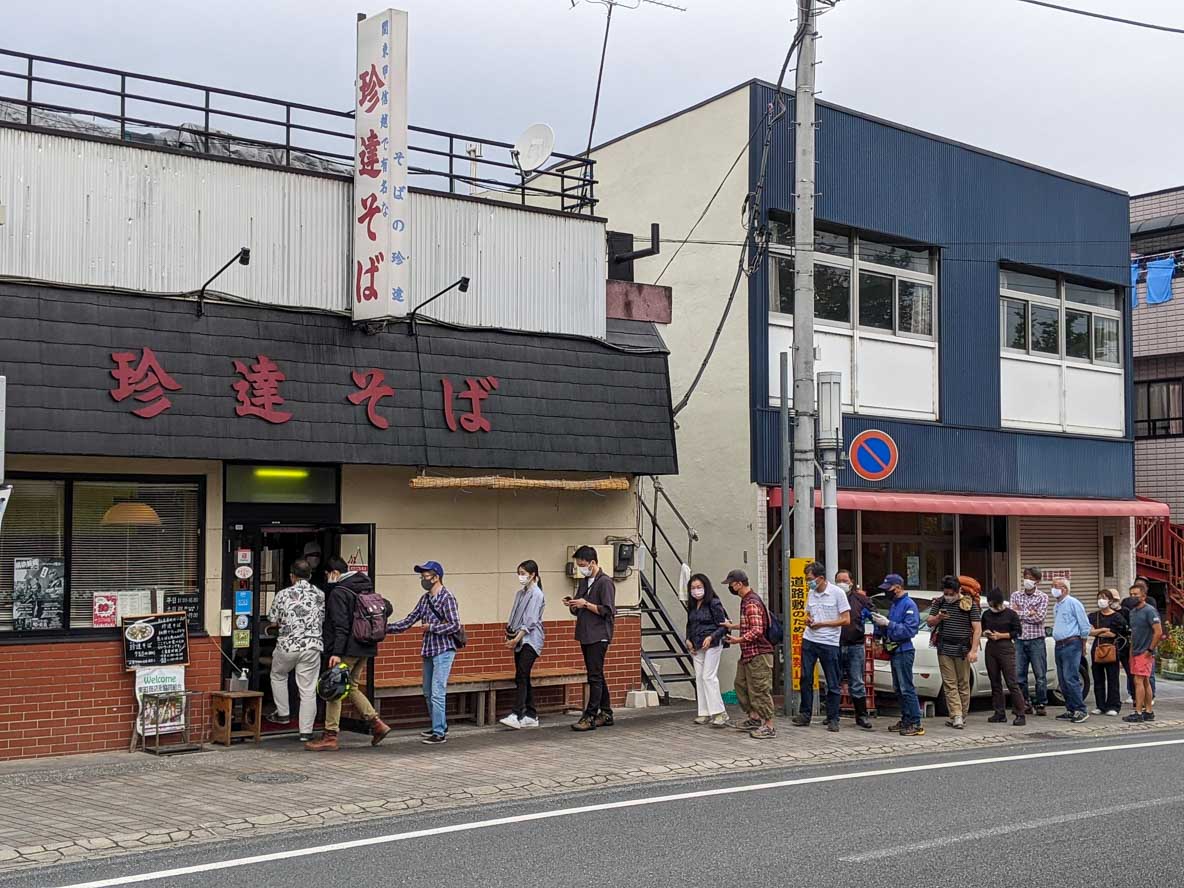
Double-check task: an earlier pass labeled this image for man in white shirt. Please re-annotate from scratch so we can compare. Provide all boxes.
[791,561,851,733]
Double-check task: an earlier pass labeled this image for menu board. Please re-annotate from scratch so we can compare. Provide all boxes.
[122,612,190,670]
[162,593,202,633]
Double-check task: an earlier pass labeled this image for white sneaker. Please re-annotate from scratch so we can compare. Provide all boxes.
[518,716,540,728]
[1091,708,1102,715]
[1104,710,1119,717]
[499,714,521,730]
[952,716,964,729]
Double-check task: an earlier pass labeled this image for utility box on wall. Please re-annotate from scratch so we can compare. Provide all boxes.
[565,543,640,609]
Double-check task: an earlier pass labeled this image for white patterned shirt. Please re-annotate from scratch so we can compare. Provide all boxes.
[269,579,325,653]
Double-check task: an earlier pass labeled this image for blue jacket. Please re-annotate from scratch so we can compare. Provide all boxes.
[875,593,921,653]
[686,596,730,649]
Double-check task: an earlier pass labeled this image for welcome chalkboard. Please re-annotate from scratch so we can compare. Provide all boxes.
[122,612,190,670]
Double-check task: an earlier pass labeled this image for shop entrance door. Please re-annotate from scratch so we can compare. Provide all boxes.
[223,523,376,736]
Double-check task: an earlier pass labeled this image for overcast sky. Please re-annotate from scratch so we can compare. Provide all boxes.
[4,0,1180,195]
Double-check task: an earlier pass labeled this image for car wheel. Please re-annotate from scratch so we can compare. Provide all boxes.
[1079,663,1091,699]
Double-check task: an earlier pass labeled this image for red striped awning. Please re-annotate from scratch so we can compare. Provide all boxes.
[765,487,1168,518]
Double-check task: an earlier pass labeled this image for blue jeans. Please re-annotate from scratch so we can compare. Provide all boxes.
[1016,637,1048,707]
[1054,638,1085,714]
[422,649,456,736]
[800,638,842,723]
[839,643,866,698]
[890,649,922,727]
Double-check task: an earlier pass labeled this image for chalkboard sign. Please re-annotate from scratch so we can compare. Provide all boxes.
[122,612,190,670]
[162,593,202,633]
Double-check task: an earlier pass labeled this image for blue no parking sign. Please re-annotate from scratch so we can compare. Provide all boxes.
[849,429,899,482]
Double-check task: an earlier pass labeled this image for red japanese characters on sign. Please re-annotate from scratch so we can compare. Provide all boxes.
[441,376,499,433]
[356,253,384,304]
[347,369,395,430]
[232,355,292,424]
[109,347,182,418]
[357,63,385,114]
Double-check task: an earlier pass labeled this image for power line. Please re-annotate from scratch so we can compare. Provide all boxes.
[1012,0,1184,34]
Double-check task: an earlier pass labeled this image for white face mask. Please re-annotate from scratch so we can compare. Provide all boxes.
[1051,588,1063,600]
[1098,598,1109,610]
[518,574,530,586]
[1023,579,1036,591]
[577,565,592,578]
[690,587,705,600]
[838,581,852,592]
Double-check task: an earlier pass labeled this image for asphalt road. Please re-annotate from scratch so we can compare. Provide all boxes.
[11,730,1184,888]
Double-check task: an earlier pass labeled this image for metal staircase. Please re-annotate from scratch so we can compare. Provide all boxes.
[1135,515,1184,622]
[636,477,699,703]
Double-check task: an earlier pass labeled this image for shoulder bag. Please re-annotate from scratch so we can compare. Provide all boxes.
[427,595,468,650]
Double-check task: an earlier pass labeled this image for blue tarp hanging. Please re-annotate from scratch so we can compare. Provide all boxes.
[1132,261,1140,308]
[1147,257,1176,305]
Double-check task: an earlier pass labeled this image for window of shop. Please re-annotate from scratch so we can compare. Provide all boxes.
[860,512,955,592]
[1134,380,1184,438]
[0,475,203,636]
[999,268,1125,436]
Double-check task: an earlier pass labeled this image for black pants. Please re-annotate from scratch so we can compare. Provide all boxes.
[581,641,612,718]
[513,644,539,719]
[1092,660,1122,713]
[985,642,1026,716]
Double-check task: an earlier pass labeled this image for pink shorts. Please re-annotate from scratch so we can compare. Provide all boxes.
[1131,652,1155,678]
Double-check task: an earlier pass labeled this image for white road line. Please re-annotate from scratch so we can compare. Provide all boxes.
[841,795,1184,863]
[52,735,1184,888]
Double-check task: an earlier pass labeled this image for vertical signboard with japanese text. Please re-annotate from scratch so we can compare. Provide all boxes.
[353,9,410,323]
[789,557,809,691]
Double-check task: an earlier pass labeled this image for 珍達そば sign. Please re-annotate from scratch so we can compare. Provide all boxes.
[353,8,410,323]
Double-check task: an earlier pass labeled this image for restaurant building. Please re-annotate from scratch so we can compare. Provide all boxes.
[589,81,1159,691]
[0,39,676,759]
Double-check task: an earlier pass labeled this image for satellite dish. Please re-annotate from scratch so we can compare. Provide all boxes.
[511,123,556,174]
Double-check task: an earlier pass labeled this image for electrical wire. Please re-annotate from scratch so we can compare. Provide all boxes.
[671,11,810,417]
[1011,0,1184,34]
[580,1,616,205]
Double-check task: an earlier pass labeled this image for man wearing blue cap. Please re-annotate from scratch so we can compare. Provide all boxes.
[388,560,464,745]
[869,573,923,736]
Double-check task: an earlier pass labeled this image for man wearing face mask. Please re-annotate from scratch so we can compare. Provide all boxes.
[566,546,616,732]
[720,569,776,739]
[387,560,464,745]
[1050,577,1091,723]
[835,569,874,731]
[870,574,923,735]
[927,575,982,729]
[1012,566,1049,717]
[791,562,851,733]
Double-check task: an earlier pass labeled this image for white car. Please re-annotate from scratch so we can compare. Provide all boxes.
[864,599,1090,713]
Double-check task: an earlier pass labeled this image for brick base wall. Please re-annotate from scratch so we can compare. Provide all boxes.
[0,637,222,762]
[0,617,642,761]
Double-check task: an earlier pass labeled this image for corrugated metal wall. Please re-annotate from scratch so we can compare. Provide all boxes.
[748,84,1134,497]
[1018,516,1102,607]
[0,128,606,337]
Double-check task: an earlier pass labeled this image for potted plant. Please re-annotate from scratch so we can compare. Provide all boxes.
[1159,626,1184,679]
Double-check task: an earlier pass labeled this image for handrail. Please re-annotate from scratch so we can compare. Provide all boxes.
[0,45,596,213]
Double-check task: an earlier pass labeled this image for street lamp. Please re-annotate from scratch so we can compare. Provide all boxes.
[406,276,471,337]
[196,247,251,317]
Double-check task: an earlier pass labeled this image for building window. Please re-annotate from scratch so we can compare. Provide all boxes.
[1134,380,1184,437]
[0,475,203,636]
[999,269,1122,366]
[769,222,937,340]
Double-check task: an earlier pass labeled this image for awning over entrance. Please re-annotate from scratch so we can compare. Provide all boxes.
[766,487,1169,518]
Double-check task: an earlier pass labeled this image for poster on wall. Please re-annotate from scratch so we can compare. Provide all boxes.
[93,593,119,628]
[117,590,155,622]
[134,665,186,736]
[905,555,921,588]
[343,534,369,575]
[12,557,65,631]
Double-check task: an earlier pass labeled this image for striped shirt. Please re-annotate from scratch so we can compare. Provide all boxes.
[388,587,462,658]
[1010,588,1049,641]
[929,596,981,658]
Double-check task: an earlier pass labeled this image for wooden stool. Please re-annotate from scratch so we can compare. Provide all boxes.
[209,690,264,747]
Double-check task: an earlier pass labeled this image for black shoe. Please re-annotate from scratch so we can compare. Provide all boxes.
[1034,706,1047,717]
[420,729,448,738]
[1055,712,1074,721]
[855,717,874,731]
[1123,712,1144,723]
[421,733,447,745]
[298,733,314,742]
[572,717,596,732]
[1024,704,1034,715]
[987,713,1007,723]
[1143,711,1156,722]
[262,709,290,723]
[593,712,614,728]
[1012,715,1026,727]
[1070,711,1089,724]
[887,720,902,733]
[826,720,840,733]
[790,714,811,727]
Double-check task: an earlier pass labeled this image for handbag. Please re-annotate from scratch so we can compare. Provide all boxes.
[1095,641,1117,664]
[426,595,468,649]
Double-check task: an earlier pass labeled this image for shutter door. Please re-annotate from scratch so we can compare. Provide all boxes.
[1018,516,1102,613]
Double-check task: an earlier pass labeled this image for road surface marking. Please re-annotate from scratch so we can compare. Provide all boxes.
[841,795,1184,862]
[53,735,1184,888]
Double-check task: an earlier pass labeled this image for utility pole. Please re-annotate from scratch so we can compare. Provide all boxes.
[791,0,818,574]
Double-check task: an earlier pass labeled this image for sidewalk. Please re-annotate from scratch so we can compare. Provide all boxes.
[1,695,1181,873]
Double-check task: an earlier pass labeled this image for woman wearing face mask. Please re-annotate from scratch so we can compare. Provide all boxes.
[684,574,731,727]
[1088,589,1126,717]
[499,560,545,729]
[981,588,1026,725]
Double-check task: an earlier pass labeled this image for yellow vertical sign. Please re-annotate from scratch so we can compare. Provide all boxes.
[789,557,810,691]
